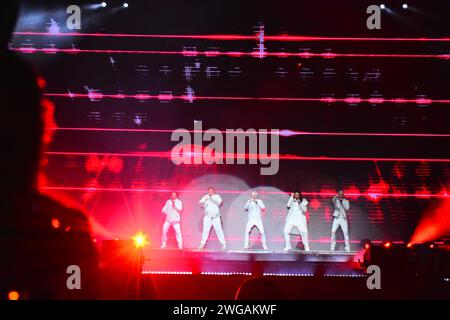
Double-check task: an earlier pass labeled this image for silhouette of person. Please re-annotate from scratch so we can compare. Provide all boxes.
[0,1,98,299]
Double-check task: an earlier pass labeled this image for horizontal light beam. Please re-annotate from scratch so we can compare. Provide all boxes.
[45,151,450,163]
[10,47,450,60]
[13,32,450,42]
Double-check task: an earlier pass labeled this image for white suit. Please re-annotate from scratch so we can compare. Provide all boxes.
[243,199,267,249]
[283,197,310,251]
[199,194,226,247]
[330,197,350,251]
[161,199,183,248]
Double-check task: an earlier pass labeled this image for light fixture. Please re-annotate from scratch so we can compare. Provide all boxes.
[101,2,107,8]
[402,3,408,9]
[380,4,386,9]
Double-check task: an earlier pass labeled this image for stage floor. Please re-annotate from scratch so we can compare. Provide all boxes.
[142,248,364,275]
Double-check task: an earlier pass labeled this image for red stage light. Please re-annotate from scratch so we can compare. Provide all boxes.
[36,76,46,89]
[8,291,20,300]
[384,242,391,248]
[51,218,60,229]
[411,197,450,243]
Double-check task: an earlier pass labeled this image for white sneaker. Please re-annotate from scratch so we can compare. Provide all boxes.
[160,244,167,249]
[330,247,335,251]
[178,246,183,250]
[198,244,205,250]
[243,246,249,250]
[221,244,227,250]
[283,247,290,251]
[262,244,268,250]
[305,247,310,252]
[345,247,350,252]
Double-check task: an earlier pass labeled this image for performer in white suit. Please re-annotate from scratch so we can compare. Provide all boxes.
[243,191,268,250]
[198,187,226,250]
[161,192,183,249]
[330,190,351,252]
[283,191,310,251]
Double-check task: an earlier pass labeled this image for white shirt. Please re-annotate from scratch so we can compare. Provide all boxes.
[332,197,350,219]
[199,194,223,217]
[162,199,183,223]
[244,199,266,221]
[286,197,308,221]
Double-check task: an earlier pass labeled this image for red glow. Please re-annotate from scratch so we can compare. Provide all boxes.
[344,186,360,200]
[44,92,450,105]
[107,156,124,174]
[367,181,390,202]
[41,99,57,145]
[85,156,104,173]
[309,199,321,211]
[411,196,450,243]
[13,32,450,42]
[384,242,391,248]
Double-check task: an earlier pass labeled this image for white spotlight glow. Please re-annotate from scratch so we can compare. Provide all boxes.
[380,4,386,9]
[402,3,408,9]
[101,2,107,7]
[123,3,129,8]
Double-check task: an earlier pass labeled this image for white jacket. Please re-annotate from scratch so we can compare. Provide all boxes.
[244,199,266,221]
[162,199,183,223]
[332,197,350,219]
[286,197,308,221]
[199,194,223,217]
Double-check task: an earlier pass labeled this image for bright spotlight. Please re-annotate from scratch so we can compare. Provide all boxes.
[402,3,408,9]
[101,2,107,7]
[380,4,386,9]
[132,231,148,248]
[123,3,129,8]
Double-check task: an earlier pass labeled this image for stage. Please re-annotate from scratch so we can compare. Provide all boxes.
[142,248,364,276]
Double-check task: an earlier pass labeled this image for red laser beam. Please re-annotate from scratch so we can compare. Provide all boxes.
[10,47,450,60]
[44,93,450,105]
[13,32,450,42]
[39,186,449,199]
[45,151,450,163]
[53,127,450,138]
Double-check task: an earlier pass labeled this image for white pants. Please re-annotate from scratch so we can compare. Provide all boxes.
[330,217,349,250]
[283,216,309,250]
[200,215,226,245]
[244,219,267,248]
[162,221,183,248]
